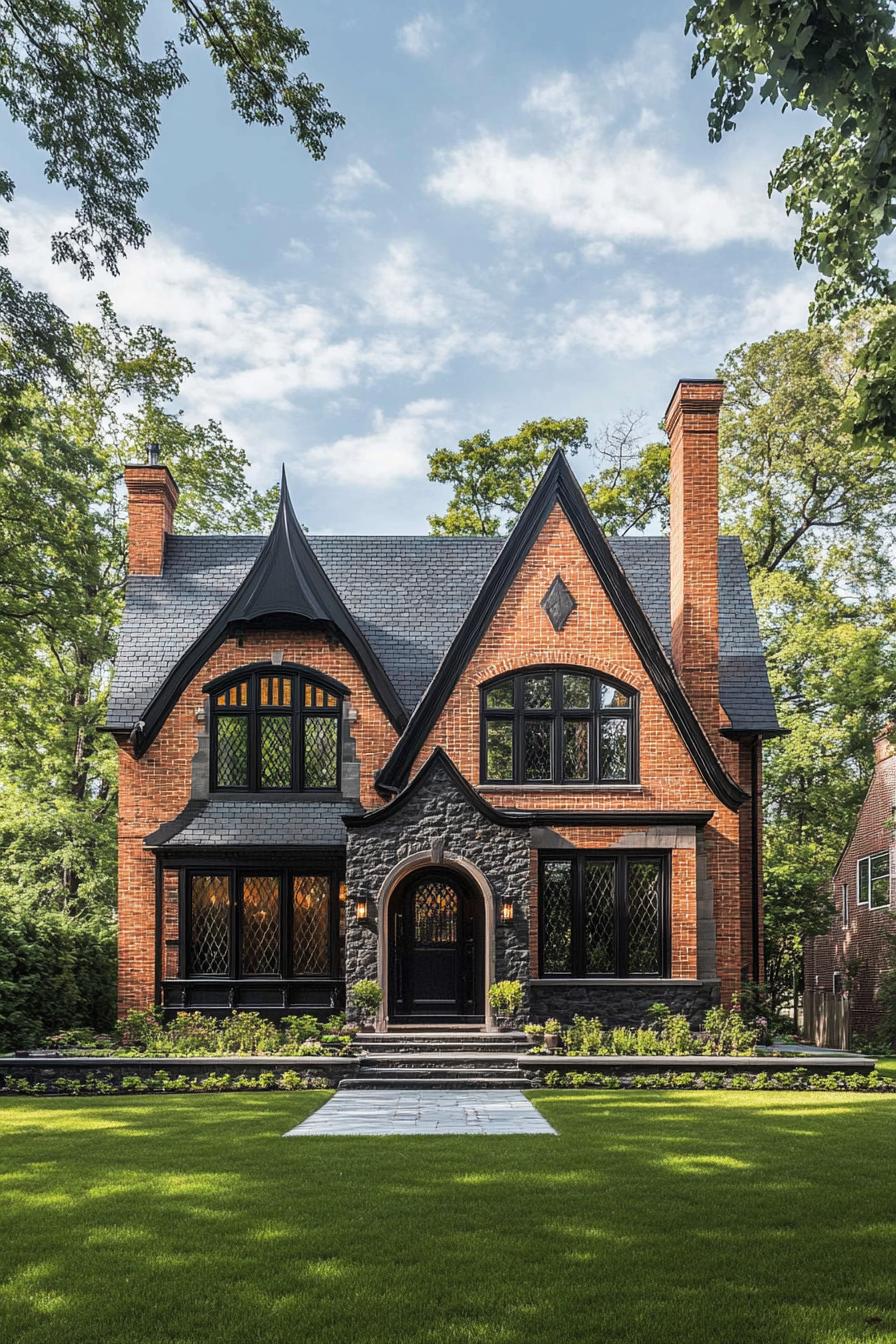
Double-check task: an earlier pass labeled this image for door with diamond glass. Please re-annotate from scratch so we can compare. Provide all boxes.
[389,870,484,1022]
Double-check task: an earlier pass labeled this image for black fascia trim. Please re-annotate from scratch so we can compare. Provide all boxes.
[522,809,714,827]
[131,470,407,756]
[202,661,351,700]
[344,747,533,830]
[720,725,789,741]
[376,451,748,810]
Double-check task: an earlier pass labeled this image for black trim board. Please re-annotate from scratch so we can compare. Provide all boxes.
[520,809,714,827]
[375,451,748,810]
[343,747,532,830]
[131,469,407,755]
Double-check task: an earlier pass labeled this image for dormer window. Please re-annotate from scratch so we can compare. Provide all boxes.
[208,666,343,793]
[480,668,638,785]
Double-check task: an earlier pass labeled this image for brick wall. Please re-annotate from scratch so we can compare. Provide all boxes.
[805,736,896,1034]
[117,629,398,1013]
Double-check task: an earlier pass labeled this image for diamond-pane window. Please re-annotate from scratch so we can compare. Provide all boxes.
[540,853,665,978]
[627,861,662,975]
[292,875,330,975]
[562,674,591,709]
[524,675,553,709]
[304,716,338,789]
[486,720,513,780]
[486,678,514,709]
[215,716,248,788]
[190,875,231,975]
[481,669,636,785]
[414,882,458,944]
[584,861,616,974]
[524,719,552,780]
[600,718,629,780]
[542,860,572,973]
[563,720,589,781]
[241,875,281,975]
[211,669,342,792]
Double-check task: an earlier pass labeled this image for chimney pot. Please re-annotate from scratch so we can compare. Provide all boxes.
[146,442,160,466]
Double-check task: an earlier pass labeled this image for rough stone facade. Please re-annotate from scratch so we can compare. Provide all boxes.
[345,759,532,1020]
[529,978,719,1027]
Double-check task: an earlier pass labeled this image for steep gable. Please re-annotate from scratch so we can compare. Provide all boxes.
[376,452,747,810]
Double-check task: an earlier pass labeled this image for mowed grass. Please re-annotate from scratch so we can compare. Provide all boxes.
[2,1091,896,1344]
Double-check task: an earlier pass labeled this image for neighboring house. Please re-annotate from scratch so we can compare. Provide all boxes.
[109,380,780,1030]
[805,732,896,1037]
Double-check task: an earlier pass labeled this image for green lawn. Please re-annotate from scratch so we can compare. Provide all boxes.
[2,1091,895,1344]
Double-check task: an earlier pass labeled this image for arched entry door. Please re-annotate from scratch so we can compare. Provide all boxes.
[389,869,484,1023]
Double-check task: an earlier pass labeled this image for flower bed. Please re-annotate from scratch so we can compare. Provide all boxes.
[33,1009,357,1059]
[0,1055,356,1096]
[541,1068,895,1092]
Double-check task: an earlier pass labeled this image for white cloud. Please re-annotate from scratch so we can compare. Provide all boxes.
[397,13,442,59]
[739,278,813,339]
[331,157,388,202]
[428,61,790,255]
[299,399,454,487]
[550,282,717,359]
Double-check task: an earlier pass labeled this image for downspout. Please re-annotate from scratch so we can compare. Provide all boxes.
[750,735,762,983]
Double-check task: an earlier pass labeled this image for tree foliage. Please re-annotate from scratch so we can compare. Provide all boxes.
[685,2,896,439]
[0,296,276,1037]
[0,0,342,391]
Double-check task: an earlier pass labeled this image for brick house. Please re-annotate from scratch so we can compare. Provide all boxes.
[804,731,895,1038]
[108,380,780,1029]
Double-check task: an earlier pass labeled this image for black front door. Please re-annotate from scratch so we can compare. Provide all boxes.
[389,870,484,1022]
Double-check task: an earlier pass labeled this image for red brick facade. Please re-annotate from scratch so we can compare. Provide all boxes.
[804,733,895,1035]
[115,378,766,1019]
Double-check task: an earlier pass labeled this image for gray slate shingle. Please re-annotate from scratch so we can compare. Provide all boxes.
[108,532,779,735]
[147,798,363,849]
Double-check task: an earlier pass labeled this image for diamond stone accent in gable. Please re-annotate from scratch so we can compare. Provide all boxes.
[541,574,576,631]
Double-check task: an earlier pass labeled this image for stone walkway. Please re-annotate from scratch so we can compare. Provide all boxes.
[283,1088,557,1137]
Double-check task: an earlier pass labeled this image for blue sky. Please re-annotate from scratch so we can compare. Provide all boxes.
[2,1,817,533]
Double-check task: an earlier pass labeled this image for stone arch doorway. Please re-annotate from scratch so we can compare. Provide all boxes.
[387,867,485,1024]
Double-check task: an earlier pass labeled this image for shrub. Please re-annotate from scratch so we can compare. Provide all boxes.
[115,1008,164,1050]
[563,1015,603,1055]
[702,1003,759,1055]
[487,980,523,1020]
[163,1012,222,1056]
[0,906,116,1051]
[282,1014,321,1045]
[218,1012,281,1055]
[658,1014,694,1055]
[349,979,383,1023]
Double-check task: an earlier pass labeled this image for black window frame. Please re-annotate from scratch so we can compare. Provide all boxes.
[206,663,346,795]
[537,850,669,978]
[183,863,342,981]
[480,666,639,786]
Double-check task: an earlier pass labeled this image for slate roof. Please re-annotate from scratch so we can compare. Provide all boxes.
[144,797,363,850]
[109,532,779,736]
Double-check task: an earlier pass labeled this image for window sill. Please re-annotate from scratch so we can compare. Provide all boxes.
[477,784,644,794]
[530,977,712,987]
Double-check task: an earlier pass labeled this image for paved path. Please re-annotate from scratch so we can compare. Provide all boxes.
[284,1088,557,1137]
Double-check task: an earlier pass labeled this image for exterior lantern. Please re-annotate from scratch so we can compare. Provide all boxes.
[501,896,514,924]
[355,895,368,922]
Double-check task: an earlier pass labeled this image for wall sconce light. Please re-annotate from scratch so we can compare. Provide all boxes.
[355,895,368,921]
[194,704,206,724]
[338,881,347,904]
[501,897,514,924]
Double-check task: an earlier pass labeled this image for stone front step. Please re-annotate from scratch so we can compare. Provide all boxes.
[359,1038,530,1055]
[357,1053,526,1069]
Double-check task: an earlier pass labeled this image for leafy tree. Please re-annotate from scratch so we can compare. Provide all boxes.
[0,295,275,1012]
[0,0,342,389]
[685,2,896,438]
[428,413,668,537]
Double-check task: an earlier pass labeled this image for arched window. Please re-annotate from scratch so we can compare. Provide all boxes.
[480,667,637,785]
[208,665,344,793]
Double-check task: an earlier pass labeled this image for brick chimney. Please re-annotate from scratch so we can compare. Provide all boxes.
[874,727,895,765]
[665,380,724,738]
[123,446,179,576]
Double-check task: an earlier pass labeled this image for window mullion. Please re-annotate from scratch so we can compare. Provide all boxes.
[617,857,627,977]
